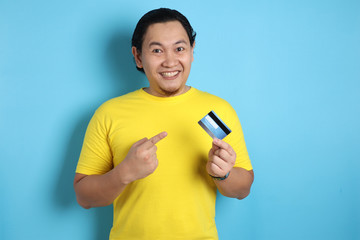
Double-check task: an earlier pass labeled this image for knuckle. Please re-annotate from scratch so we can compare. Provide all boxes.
[144,153,151,161]
[219,149,225,156]
[210,163,218,171]
[150,160,158,172]
[134,148,142,157]
[150,137,158,144]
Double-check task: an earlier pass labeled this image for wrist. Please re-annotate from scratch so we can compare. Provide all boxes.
[113,161,134,185]
[209,171,230,181]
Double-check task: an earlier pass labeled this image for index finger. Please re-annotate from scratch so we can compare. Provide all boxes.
[149,131,168,145]
[213,138,235,155]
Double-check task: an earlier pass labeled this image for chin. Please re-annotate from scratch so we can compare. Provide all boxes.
[160,85,183,96]
[161,88,181,96]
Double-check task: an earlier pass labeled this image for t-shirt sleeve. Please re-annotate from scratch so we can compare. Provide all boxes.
[223,104,253,171]
[75,107,113,175]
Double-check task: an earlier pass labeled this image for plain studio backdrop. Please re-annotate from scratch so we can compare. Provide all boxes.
[1,0,359,239]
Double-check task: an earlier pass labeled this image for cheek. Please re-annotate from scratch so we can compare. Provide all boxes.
[179,54,191,63]
[144,57,161,72]
[182,56,193,70]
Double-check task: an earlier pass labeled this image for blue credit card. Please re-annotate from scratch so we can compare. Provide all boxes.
[198,111,231,140]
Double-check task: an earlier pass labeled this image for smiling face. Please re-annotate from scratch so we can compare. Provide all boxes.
[132,21,195,97]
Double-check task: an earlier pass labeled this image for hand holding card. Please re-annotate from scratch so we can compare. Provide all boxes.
[207,138,236,179]
[198,111,234,178]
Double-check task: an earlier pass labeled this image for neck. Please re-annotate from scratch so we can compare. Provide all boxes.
[144,85,191,97]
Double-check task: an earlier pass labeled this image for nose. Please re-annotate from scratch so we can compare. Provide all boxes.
[162,50,178,68]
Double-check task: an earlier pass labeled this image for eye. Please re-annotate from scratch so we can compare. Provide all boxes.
[152,49,162,53]
[176,47,185,52]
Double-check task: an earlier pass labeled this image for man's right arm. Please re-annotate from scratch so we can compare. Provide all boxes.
[73,163,132,209]
[74,131,167,209]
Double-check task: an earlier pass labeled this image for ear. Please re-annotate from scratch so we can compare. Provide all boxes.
[191,41,195,62]
[132,46,143,68]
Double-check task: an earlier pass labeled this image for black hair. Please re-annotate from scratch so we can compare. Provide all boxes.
[131,8,196,72]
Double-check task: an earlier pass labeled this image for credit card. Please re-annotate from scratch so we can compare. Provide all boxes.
[198,111,231,140]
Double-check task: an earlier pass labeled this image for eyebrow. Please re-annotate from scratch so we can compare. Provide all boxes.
[174,40,188,45]
[149,41,162,47]
[148,39,188,48]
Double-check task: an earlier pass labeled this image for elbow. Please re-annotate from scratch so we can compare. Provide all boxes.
[76,196,92,209]
[80,204,91,210]
[79,203,92,210]
[75,194,112,209]
[237,169,254,200]
[218,185,251,199]
[219,188,251,199]
[74,187,93,209]
[236,189,251,200]
[218,189,250,200]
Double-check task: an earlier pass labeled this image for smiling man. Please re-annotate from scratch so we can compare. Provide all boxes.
[74,8,253,240]
[132,20,193,97]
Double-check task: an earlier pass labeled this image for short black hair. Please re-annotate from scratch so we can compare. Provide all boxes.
[131,8,196,72]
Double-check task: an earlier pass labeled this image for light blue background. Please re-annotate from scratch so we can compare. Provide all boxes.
[1,0,359,239]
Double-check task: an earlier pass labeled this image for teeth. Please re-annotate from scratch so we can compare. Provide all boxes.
[161,71,178,77]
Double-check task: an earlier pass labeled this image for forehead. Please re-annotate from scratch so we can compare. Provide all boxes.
[143,21,189,45]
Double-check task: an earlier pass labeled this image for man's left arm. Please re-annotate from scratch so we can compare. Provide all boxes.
[207,138,254,199]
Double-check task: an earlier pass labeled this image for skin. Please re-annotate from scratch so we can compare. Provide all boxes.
[132,21,194,97]
[74,20,254,209]
[74,132,168,209]
[208,138,254,199]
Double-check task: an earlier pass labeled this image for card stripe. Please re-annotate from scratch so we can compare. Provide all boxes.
[208,111,231,135]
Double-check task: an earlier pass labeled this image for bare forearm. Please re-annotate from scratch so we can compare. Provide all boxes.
[74,132,168,209]
[213,167,254,199]
[74,164,130,209]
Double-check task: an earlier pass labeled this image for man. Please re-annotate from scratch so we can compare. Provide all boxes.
[74,8,254,240]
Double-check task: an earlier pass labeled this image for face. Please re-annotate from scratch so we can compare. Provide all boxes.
[132,21,194,97]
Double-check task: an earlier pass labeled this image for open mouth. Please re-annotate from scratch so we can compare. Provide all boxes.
[160,71,180,78]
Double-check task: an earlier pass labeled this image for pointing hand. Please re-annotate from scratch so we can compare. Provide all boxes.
[121,131,167,182]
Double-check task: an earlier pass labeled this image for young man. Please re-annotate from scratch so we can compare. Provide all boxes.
[74,8,254,240]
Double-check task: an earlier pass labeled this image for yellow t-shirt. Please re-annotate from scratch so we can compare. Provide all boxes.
[76,87,252,240]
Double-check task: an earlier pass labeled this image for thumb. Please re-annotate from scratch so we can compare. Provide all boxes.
[212,140,220,151]
[209,146,214,157]
[132,137,149,147]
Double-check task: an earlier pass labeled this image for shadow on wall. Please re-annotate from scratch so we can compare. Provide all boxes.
[105,28,147,97]
[54,28,147,240]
